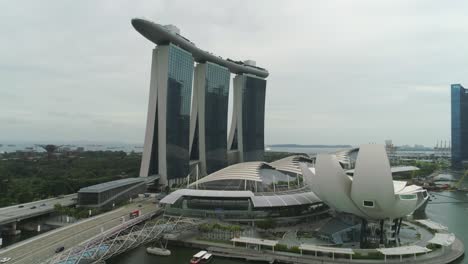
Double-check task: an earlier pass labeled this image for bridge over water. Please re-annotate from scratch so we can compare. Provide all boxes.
[44,216,203,264]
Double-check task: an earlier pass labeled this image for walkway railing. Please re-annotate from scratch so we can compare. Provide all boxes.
[42,215,203,264]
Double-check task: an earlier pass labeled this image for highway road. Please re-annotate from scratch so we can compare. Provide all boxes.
[0,198,159,264]
[0,194,77,226]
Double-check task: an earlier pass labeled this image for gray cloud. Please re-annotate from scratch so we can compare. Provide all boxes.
[0,0,466,146]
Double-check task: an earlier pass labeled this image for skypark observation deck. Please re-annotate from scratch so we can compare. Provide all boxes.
[131,18,269,78]
[133,18,269,185]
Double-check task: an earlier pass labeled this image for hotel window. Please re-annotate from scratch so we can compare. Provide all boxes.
[363,200,374,208]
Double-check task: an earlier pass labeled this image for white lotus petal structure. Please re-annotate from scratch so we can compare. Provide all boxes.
[300,144,429,220]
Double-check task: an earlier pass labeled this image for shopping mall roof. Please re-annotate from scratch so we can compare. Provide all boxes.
[159,189,320,208]
[78,178,146,193]
[270,155,314,175]
[188,155,315,187]
[190,162,268,186]
[251,192,319,207]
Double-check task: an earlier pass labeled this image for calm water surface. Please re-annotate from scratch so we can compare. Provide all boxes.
[425,190,467,264]
[106,244,248,264]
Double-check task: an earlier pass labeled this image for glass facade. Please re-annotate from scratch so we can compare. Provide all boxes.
[192,167,304,193]
[78,182,146,208]
[185,198,250,211]
[451,84,468,165]
[165,198,326,220]
[204,62,230,174]
[242,75,267,161]
[166,44,194,180]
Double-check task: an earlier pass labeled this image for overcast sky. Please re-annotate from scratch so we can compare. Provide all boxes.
[1,0,467,146]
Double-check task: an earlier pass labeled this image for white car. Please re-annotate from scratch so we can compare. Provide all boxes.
[0,257,11,263]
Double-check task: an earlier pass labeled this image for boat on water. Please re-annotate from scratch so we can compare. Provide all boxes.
[146,246,171,256]
[190,250,211,264]
[200,253,213,263]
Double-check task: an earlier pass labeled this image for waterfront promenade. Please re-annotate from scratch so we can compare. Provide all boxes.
[202,238,464,264]
[171,226,464,264]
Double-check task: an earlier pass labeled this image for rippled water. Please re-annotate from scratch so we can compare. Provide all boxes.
[425,190,468,263]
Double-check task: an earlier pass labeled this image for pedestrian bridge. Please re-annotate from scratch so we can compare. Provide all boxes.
[43,215,202,264]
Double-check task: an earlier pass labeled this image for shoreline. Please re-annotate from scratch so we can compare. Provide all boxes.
[167,235,464,264]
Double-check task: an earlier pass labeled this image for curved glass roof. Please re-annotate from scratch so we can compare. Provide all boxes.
[189,155,312,193]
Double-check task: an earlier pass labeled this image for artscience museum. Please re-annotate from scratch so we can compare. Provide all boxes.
[300,144,429,244]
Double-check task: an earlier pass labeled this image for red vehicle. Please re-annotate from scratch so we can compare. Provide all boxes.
[129,210,140,219]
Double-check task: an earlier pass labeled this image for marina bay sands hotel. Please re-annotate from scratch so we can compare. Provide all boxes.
[132,18,269,186]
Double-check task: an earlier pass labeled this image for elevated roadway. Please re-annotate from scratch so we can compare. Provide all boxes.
[0,198,159,264]
[0,176,159,227]
[0,194,77,226]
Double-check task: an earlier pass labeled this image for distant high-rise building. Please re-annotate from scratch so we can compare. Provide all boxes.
[132,18,269,186]
[451,84,468,166]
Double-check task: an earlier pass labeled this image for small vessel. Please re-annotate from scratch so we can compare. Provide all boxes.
[190,250,208,264]
[146,246,171,256]
[200,253,213,263]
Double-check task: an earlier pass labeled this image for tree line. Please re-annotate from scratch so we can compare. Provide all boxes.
[0,151,141,207]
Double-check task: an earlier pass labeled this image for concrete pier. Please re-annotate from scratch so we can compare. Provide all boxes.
[170,237,464,264]
[206,240,464,264]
